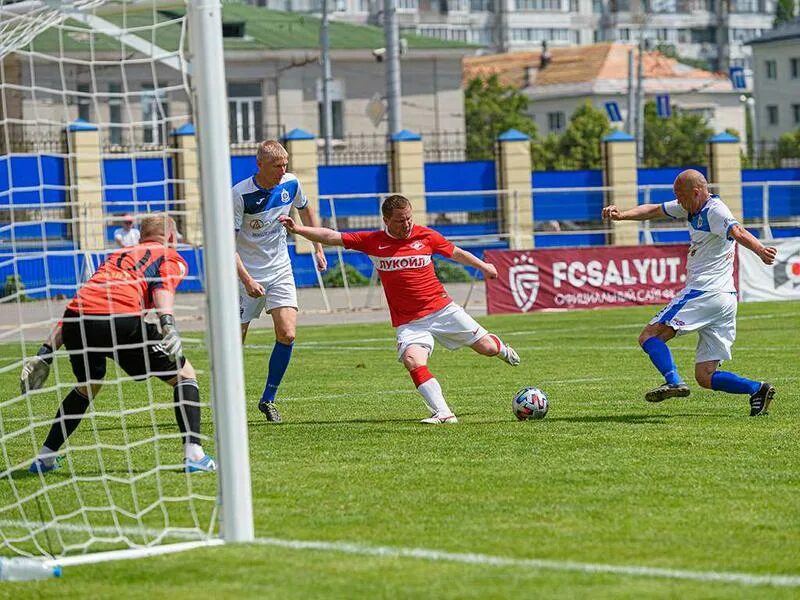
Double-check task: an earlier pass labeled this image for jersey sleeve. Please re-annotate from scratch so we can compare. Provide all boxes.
[428,229,455,258]
[708,201,739,240]
[154,251,188,295]
[341,231,374,253]
[292,178,308,210]
[661,199,687,220]
[232,187,243,231]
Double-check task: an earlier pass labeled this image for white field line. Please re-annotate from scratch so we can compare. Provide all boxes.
[1,519,798,588]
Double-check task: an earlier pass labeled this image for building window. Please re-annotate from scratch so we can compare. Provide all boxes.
[397,0,417,10]
[791,58,800,79]
[470,0,492,10]
[793,103,800,125]
[77,83,91,122]
[547,111,565,132]
[515,0,562,9]
[317,100,344,139]
[510,27,569,42]
[317,78,345,139]
[228,82,263,144]
[766,105,778,126]
[141,85,169,145]
[109,83,122,146]
[765,60,777,79]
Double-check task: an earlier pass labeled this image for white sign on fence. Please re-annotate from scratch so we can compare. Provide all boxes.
[739,237,800,302]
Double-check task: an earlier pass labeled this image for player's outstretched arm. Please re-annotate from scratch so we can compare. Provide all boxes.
[729,224,777,265]
[20,324,63,393]
[297,206,328,271]
[602,204,663,221]
[451,247,498,280]
[278,215,344,247]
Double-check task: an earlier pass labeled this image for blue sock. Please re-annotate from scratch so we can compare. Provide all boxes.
[710,371,761,395]
[260,341,293,404]
[641,336,682,385]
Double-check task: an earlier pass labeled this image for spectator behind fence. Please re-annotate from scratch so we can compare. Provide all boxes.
[114,215,141,248]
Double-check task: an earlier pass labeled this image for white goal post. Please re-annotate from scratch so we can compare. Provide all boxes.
[0,0,252,565]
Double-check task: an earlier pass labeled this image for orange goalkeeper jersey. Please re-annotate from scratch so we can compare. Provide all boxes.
[67,241,188,315]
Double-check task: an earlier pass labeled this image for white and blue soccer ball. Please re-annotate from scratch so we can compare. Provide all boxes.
[512,387,549,421]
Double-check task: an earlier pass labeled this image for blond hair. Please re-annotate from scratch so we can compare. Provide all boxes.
[139,214,176,241]
[381,194,412,219]
[256,140,288,163]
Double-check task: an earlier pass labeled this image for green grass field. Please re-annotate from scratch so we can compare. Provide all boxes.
[1,301,798,598]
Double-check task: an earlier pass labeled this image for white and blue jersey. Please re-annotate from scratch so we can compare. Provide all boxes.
[233,173,307,282]
[652,195,740,362]
[660,195,738,292]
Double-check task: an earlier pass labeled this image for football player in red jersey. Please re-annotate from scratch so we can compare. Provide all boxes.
[280,194,520,424]
[22,215,215,473]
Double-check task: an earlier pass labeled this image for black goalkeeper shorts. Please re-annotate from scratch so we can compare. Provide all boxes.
[61,309,183,384]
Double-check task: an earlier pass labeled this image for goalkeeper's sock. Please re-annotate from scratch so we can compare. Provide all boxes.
[641,336,683,385]
[174,379,201,446]
[35,445,59,468]
[711,371,761,395]
[261,341,293,404]
[43,387,90,452]
[184,443,205,462]
[410,366,452,416]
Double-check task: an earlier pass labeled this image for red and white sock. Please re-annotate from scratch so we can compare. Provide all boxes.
[488,334,509,360]
[410,366,452,416]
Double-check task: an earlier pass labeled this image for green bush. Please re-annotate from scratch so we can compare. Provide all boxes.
[434,258,472,283]
[322,263,370,287]
[2,275,28,301]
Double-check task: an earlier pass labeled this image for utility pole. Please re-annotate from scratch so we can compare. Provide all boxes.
[635,33,645,164]
[384,0,401,135]
[626,48,634,135]
[321,0,333,164]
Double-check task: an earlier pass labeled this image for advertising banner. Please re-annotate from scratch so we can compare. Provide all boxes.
[485,244,693,314]
[739,237,800,302]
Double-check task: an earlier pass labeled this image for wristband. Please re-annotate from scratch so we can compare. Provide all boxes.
[37,344,54,365]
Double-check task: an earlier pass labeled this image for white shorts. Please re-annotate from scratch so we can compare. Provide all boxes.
[395,302,488,360]
[650,289,737,363]
[239,268,297,324]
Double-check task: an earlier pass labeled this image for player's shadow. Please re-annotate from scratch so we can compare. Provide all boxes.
[249,417,423,427]
[546,412,717,424]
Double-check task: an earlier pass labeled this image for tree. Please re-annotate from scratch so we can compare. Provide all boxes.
[774,0,796,27]
[643,101,714,167]
[776,128,800,164]
[464,75,538,160]
[556,102,612,169]
[531,103,612,170]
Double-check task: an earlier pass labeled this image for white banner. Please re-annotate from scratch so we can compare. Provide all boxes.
[739,237,800,302]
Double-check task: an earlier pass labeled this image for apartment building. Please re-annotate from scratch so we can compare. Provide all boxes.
[250,0,778,71]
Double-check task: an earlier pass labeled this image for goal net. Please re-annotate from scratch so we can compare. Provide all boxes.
[0,0,251,564]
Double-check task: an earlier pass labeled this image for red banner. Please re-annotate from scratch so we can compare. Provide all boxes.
[485,245,693,313]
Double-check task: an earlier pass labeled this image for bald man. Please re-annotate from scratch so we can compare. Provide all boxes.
[602,169,778,416]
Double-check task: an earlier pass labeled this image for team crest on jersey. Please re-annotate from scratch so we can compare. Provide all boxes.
[409,241,425,250]
[280,188,291,204]
[509,254,539,312]
[250,219,265,230]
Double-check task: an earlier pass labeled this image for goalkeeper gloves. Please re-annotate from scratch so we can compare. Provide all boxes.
[20,344,54,394]
[159,314,183,362]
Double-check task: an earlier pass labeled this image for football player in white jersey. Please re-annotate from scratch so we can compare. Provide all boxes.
[603,169,778,416]
[233,140,327,423]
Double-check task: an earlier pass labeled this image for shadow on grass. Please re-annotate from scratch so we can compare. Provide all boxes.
[546,412,727,424]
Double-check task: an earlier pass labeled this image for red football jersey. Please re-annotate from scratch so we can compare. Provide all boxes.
[67,241,188,315]
[342,225,455,326]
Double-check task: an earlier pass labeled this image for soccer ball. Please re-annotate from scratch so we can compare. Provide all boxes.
[512,387,549,421]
